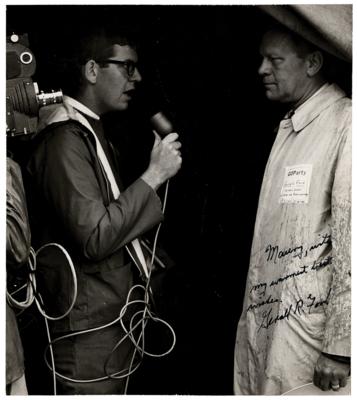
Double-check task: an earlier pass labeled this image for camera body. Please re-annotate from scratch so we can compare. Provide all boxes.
[6,33,63,137]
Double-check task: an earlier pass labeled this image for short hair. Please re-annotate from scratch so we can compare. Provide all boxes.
[54,27,137,97]
[262,23,348,85]
[263,24,320,59]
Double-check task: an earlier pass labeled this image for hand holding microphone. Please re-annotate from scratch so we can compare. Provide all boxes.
[141,111,182,191]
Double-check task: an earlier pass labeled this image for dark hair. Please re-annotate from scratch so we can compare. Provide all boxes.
[54,27,137,97]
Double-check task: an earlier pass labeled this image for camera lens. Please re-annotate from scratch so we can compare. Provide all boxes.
[20,52,33,65]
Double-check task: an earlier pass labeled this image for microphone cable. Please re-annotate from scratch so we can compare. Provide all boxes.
[6,242,78,395]
[6,247,37,310]
[41,179,176,394]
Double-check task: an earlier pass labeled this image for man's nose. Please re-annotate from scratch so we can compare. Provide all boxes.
[258,58,271,75]
[131,67,142,82]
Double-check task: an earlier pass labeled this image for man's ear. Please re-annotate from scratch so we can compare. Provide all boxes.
[306,51,324,77]
[83,60,98,84]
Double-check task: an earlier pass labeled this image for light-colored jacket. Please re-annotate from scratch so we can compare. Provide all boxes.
[234,83,351,395]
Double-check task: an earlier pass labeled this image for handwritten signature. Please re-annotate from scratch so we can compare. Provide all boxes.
[257,289,331,331]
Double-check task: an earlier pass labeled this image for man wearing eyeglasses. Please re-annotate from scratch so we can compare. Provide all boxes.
[26,27,182,395]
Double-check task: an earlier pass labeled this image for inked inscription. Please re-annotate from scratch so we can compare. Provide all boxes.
[257,289,331,331]
[247,295,281,312]
[265,244,303,264]
[309,233,331,252]
[270,265,309,287]
[265,233,331,265]
[250,282,267,297]
[258,300,304,331]
[311,255,333,271]
[249,255,332,296]
[248,233,334,333]
[306,288,331,314]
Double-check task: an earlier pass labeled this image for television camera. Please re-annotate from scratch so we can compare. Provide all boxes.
[6,33,63,137]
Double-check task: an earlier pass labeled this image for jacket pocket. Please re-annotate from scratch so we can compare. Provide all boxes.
[83,257,137,327]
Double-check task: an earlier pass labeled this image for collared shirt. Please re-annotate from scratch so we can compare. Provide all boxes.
[64,96,100,120]
[62,96,117,179]
[234,83,351,395]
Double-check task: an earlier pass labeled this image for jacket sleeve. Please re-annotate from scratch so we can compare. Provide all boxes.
[28,125,164,261]
[6,158,31,269]
[322,110,351,357]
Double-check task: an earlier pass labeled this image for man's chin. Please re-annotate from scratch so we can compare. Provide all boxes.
[116,102,129,111]
[265,90,280,101]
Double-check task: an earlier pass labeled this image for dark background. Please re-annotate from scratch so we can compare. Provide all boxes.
[6,4,351,395]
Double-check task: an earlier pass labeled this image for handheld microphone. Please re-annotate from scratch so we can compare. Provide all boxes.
[150,111,174,137]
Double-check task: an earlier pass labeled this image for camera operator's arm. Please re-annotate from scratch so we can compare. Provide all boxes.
[6,157,31,269]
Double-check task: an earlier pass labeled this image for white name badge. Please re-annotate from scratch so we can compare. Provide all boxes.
[279,164,313,204]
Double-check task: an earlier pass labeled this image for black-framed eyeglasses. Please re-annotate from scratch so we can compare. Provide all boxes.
[97,59,137,78]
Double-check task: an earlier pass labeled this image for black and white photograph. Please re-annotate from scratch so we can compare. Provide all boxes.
[4,2,352,396]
